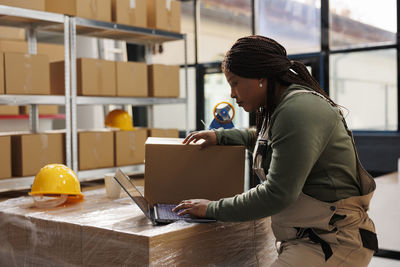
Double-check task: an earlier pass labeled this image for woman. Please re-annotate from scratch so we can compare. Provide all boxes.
[173,35,377,266]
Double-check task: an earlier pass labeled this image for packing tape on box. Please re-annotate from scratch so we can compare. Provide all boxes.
[91,0,98,19]
[129,8,137,25]
[130,0,136,9]
[24,54,32,93]
[93,132,100,164]
[129,133,136,156]
[96,62,103,95]
[40,134,49,166]
[166,0,172,11]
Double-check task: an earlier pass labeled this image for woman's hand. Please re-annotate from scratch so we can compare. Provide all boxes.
[183,130,217,149]
[172,199,211,217]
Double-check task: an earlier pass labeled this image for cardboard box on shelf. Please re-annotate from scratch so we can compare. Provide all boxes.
[0,0,45,11]
[116,61,148,97]
[148,128,179,138]
[50,60,65,95]
[112,0,146,27]
[77,58,116,96]
[78,130,114,170]
[0,26,25,41]
[0,40,28,53]
[0,135,11,179]
[148,64,179,97]
[19,105,59,115]
[4,52,50,95]
[0,106,19,115]
[114,128,147,166]
[37,43,65,63]
[11,131,65,177]
[147,0,180,32]
[45,0,112,22]
[144,137,245,206]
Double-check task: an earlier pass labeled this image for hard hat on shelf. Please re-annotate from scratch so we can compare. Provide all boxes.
[105,109,135,131]
[30,164,84,208]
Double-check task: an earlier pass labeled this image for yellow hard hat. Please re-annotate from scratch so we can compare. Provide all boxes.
[105,109,135,131]
[29,164,84,199]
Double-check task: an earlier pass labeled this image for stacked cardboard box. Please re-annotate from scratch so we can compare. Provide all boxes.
[115,61,148,97]
[19,105,59,115]
[0,106,19,115]
[147,0,181,32]
[148,64,180,97]
[45,0,112,22]
[0,0,45,11]
[11,131,65,177]
[148,128,179,138]
[144,137,246,206]
[114,128,147,166]
[0,134,11,179]
[78,130,114,170]
[112,0,147,27]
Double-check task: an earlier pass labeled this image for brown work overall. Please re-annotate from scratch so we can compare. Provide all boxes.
[254,90,378,266]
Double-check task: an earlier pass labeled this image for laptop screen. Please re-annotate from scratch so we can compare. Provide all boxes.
[114,169,152,220]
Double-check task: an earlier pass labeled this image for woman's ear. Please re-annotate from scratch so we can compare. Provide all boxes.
[258,78,266,88]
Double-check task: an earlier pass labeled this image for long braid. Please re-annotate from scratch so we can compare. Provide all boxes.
[222,35,338,133]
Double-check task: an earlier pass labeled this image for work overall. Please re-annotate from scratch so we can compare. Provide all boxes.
[253,90,378,266]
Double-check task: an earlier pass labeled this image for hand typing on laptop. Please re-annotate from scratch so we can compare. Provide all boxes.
[172,199,210,217]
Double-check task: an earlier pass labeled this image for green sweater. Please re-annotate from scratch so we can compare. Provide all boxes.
[206,84,361,221]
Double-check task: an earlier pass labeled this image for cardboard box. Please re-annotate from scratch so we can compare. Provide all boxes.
[0,188,276,266]
[148,64,179,97]
[0,135,11,179]
[45,0,112,22]
[144,137,245,205]
[78,130,114,170]
[148,128,179,138]
[4,52,50,95]
[0,26,25,41]
[20,105,59,115]
[37,43,65,63]
[114,128,147,166]
[112,0,146,27]
[147,0,180,32]
[11,132,65,177]
[0,106,19,115]
[0,0,45,11]
[77,58,116,96]
[0,40,28,53]
[116,61,148,97]
[50,60,65,95]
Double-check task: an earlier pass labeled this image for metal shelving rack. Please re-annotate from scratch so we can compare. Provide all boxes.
[0,5,70,192]
[0,6,189,192]
[69,17,189,177]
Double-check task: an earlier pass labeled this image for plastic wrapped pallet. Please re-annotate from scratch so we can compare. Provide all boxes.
[0,188,277,266]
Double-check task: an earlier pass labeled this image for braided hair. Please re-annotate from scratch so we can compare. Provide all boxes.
[222,35,337,133]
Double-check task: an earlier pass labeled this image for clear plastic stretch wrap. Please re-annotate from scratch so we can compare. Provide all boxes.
[0,188,277,266]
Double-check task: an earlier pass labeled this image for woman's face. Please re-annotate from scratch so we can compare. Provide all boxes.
[225,71,267,112]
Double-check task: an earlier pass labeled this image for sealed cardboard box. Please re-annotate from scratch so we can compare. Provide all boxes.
[78,130,114,170]
[144,137,245,206]
[77,58,116,96]
[148,64,179,97]
[4,52,50,95]
[37,43,65,62]
[11,132,65,177]
[112,0,146,27]
[115,128,147,166]
[116,61,147,97]
[0,135,11,179]
[20,105,59,115]
[50,60,65,95]
[147,0,180,32]
[0,40,28,53]
[45,0,112,22]
[0,106,19,115]
[148,128,179,138]
[0,188,276,266]
[0,0,45,11]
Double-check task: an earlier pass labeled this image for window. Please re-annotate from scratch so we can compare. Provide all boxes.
[257,0,321,54]
[330,49,397,131]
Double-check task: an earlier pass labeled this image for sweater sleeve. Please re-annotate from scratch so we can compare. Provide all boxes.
[215,128,257,151]
[206,95,339,221]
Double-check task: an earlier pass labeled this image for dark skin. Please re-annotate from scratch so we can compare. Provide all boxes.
[173,72,288,218]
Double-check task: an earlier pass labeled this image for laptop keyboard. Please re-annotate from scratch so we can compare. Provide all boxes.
[157,204,191,220]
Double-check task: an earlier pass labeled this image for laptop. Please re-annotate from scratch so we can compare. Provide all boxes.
[113,169,216,225]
